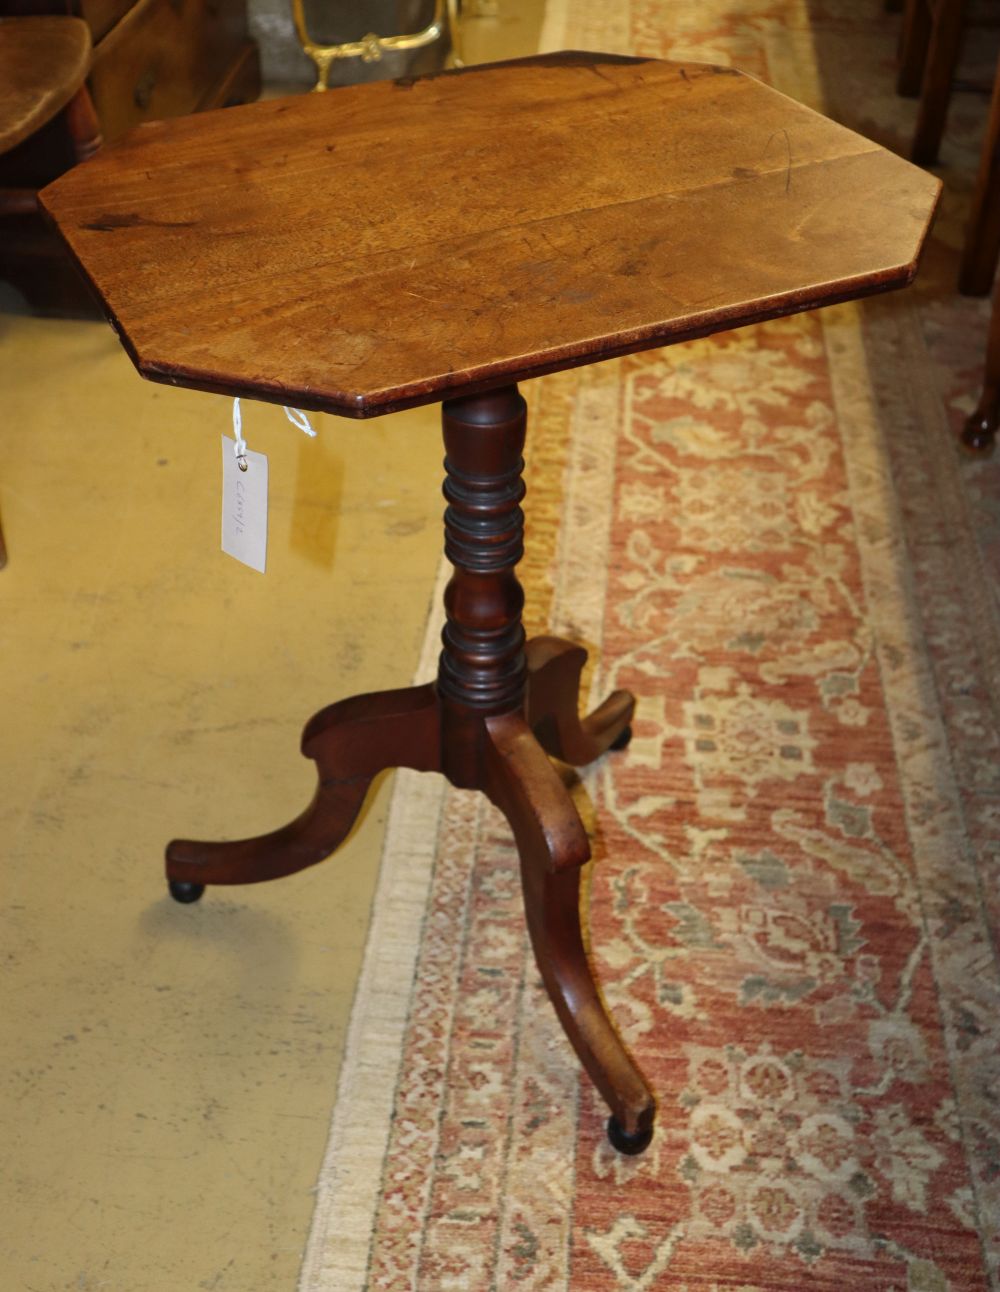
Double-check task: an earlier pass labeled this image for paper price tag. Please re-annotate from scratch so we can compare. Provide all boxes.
[221,434,268,572]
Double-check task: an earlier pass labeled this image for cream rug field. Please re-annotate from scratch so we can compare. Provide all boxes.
[299,3,1000,1288]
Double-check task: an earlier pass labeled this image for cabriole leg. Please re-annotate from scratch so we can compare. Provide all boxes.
[166,683,441,898]
[526,635,634,765]
[484,712,656,1151]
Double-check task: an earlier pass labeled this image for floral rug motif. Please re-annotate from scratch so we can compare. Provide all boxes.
[300,3,1000,1289]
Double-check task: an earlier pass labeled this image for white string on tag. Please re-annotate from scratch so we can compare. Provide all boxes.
[232,396,249,470]
[231,397,316,471]
[283,406,317,437]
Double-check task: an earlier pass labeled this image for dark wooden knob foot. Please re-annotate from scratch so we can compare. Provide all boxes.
[607,1114,654,1156]
[610,724,633,751]
[168,879,205,904]
[961,411,998,454]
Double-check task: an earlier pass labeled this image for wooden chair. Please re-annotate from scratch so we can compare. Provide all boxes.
[0,15,103,564]
[0,16,102,218]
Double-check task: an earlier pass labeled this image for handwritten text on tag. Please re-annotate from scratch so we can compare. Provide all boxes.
[221,435,268,573]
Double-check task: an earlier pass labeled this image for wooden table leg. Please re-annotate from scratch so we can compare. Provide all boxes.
[166,381,654,1152]
[526,635,634,765]
[165,683,442,900]
[484,713,655,1152]
[962,279,1000,452]
[898,0,933,98]
[436,384,654,1151]
[911,0,969,165]
[960,53,1000,297]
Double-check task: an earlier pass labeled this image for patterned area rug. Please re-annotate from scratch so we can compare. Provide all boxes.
[300,3,1000,1288]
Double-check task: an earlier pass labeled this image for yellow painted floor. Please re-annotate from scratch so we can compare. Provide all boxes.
[0,5,544,1289]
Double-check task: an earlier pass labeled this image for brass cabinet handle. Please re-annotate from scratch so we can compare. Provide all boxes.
[292,0,462,91]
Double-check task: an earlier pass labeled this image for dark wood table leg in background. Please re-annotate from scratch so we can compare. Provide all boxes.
[165,382,655,1153]
[962,278,1000,451]
[897,0,933,98]
[960,54,1000,297]
[910,0,969,165]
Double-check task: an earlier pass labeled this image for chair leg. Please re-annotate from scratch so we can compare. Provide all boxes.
[911,0,969,164]
[960,53,1000,297]
[0,189,38,216]
[446,0,464,66]
[898,0,932,97]
[0,90,104,219]
[962,281,1000,452]
[65,83,102,164]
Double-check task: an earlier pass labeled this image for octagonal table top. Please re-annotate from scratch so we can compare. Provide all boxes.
[40,52,940,418]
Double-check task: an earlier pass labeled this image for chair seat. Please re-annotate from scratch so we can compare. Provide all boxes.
[0,16,92,157]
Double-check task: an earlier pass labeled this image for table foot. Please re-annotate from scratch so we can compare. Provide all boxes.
[961,406,998,454]
[165,683,441,892]
[607,1114,654,1156]
[168,879,205,904]
[525,636,635,766]
[484,712,656,1146]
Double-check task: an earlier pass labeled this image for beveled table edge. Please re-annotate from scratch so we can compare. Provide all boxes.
[126,258,934,420]
[38,50,943,420]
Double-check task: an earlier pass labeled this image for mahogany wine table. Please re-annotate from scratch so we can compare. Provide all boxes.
[41,53,940,1155]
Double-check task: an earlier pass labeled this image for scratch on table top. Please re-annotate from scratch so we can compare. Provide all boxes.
[762,128,794,194]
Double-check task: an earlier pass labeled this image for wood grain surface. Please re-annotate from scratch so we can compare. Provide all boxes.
[40,51,941,417]
[0,17,91,155]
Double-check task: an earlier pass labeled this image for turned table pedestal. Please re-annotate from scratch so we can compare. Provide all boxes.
[42,52,940,1154]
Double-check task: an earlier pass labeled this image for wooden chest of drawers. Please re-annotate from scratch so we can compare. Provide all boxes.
[0,0,260,310]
